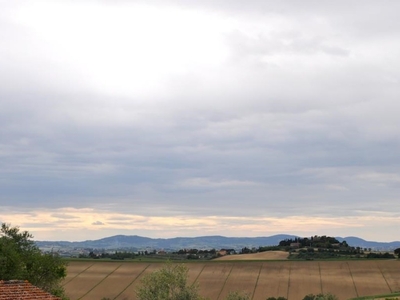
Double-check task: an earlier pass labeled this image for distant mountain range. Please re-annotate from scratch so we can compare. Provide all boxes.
[335,236,400,250]
[35,234,400,251]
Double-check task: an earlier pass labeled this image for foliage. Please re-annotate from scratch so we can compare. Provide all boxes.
[279,236,345,249]
[88,250,136,260]
[136,262,204,300]
[0,223,68,299]
[266,297,287,300]
[366,252,395,259]
[394,248,400,258]
[302,293,338,300]
[258,246,285,252]
[175,248,216,256]
[289,251,340,260]
[224,291,250,300]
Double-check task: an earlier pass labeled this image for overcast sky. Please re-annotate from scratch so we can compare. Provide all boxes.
[1,0,400,242]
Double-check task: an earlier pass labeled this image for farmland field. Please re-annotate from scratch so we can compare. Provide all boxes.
[63,260,400,300]
[215,251,289,260]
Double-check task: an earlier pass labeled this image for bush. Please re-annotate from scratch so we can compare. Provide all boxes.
[302,293,338,300]
[225,291,250,300]
[136,262,204,300]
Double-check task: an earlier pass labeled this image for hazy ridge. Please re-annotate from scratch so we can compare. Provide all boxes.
[35,234,400,251]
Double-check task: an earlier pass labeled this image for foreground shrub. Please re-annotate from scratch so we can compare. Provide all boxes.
[225,291,250,300]
[302,293,338,300]
[136,263,203,300]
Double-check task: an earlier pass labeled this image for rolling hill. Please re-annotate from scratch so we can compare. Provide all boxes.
[36,234,400,251]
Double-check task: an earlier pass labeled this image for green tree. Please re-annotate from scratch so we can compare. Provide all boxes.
[302,293,338,300]
[225,291,250,300]
[136,262,204,300]
[394,248,400,258]
[0,223,68,299]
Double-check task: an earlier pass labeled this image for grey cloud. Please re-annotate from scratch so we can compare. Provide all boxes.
[92,221,105,226]
[225,31,349,61]
[51,214,79,220]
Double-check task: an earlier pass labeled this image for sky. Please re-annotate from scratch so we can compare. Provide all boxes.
[1,0,400,242]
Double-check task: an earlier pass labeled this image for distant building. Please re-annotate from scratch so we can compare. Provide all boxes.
[218,250,227,256]
[219,249,236,256]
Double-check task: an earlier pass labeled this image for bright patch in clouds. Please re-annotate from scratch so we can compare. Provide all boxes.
[11,2,230,97]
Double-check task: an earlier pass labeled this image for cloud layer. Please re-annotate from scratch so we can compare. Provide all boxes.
[1,1,399,241]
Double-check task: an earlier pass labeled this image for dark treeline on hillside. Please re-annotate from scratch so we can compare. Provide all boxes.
[82,251,137,260]
[277,235,397,260]
[279,235,348,248]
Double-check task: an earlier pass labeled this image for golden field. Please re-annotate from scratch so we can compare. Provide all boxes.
[63,260,400,300]
[214,251,289,261]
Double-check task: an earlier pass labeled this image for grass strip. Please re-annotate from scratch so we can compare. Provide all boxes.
[112,264,150,300]
[77,263,122,300]
[348,292,400,300]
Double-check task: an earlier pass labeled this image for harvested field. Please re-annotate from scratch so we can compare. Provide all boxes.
[287,261,321,299]
[215,251,289,260]
[114,263,159,300]
[252,262,290,299]
[196,263,233,299]
[217,263,261,299]
[319,261,357,300]
[64,260,400,300]
[84,263,149,300]
[184,263,207,285]
[377,260,400,292]
[64,262,121,300]
[347,261,392,297]
[63,261,94,284]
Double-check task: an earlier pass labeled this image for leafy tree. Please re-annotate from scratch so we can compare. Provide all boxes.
[225,291,250,300]
[366,252,395,259]
[136,262,204,300]
[302,293,338,300]
[394,248,400,258]
[0,223,68,299]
